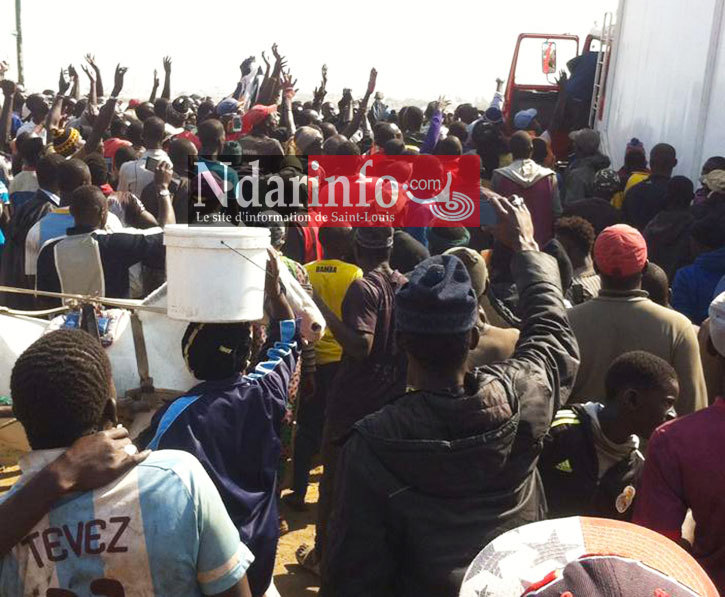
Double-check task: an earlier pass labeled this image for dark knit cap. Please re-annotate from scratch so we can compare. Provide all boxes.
[396,255,478,334]
[426,225,471,256]
[355,226,394,249]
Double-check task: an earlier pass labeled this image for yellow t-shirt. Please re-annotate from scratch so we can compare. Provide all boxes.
[304,259,363,365]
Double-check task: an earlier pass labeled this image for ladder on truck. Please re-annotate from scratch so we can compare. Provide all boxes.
[589,11,615,128]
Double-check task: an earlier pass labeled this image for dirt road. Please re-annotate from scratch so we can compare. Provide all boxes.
[275,468,322,596]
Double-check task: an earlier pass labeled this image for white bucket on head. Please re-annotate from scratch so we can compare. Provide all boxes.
[164,225,271,322]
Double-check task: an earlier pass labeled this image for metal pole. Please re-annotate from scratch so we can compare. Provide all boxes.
[14,0,24,85]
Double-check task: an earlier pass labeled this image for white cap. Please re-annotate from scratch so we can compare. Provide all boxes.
[708,291,725,356]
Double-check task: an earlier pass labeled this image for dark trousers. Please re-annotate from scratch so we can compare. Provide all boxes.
[291,362,339,498]
[315,430,341,559]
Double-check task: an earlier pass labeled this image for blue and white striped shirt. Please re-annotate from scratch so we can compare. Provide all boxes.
[0,449,253,596]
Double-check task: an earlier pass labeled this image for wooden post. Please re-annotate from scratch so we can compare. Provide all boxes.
[15,0,24,85]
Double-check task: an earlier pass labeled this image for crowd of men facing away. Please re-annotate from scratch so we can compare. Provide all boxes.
[1,47,725,596]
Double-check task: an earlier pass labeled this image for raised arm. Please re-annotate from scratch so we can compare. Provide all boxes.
[480,192,580,427]
[45,70,70,136]
[81,63,97,114]
[419,96,449,154]
[153,161,177,228]
[74,64,127,159]
[0,79,16,153]
[256,44,287,106]
[149,68,160,103]
[233,56,256,101]
[547,71,568,135]
[311,64,328,112]
[161,56,172,100]
[280,72,297,137]
[342,67,376,139]
[85,54,104,97]
[68,64,80,100]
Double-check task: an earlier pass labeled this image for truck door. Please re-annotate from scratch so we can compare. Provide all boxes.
[503,33,580,131]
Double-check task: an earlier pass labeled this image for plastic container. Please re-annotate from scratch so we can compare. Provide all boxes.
[164,225,270,322]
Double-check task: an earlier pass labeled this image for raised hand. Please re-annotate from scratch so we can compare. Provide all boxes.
[153,68,159,87]
[80,64,95,83]
[68,64,78,79]
[0,79,16,97]
[155,160,173,189]
[271,43,281,61]
[313,83,327,104]
[367,67,378,95]
[241,56,255,76]
[261,51,270,71]
[556,70,568,89]
[281,72,298,101]
[0,60,9,79]
[485,191,538,253]
[84,53,97,69]
[321,64,328,84]
[434,95,451,114]
[163,56,172,74]
[111,64,127,97]
[58,68,71,95]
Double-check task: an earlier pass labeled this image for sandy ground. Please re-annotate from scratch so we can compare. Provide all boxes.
[0,448,321,597]
[275,468,322,596]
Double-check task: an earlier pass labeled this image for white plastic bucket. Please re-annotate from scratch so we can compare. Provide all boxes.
[164,225,271,322]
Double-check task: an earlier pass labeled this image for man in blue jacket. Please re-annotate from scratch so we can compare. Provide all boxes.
[672,216,725,325]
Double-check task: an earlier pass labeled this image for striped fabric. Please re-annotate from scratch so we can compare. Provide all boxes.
[0,449,253,596]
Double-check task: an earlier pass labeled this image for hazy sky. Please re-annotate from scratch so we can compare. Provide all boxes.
[1,0,616,106]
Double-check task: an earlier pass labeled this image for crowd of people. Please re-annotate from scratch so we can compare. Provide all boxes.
[1,45,725,596]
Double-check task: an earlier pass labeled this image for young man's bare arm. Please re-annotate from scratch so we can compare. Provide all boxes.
[0,428,149,558]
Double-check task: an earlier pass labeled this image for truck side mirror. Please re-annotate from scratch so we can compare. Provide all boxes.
[542,41,557,75]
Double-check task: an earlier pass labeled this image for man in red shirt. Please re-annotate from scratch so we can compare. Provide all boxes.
[634,290,725,591]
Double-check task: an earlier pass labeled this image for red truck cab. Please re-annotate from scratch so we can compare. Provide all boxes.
[503,33,602,159]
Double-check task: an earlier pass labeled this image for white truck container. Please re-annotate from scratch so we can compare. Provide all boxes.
[596,0,725,179]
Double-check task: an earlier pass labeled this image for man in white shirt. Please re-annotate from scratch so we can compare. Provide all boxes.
[118,116,170,196]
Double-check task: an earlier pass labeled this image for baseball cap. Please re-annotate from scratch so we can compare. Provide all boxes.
[593,224,647,278]
[708,291,725,357]
[216,97,240,117]
[513,108,538,130]
[569,128,601,154]
[242,104,277,135]
[459,517,718,597]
